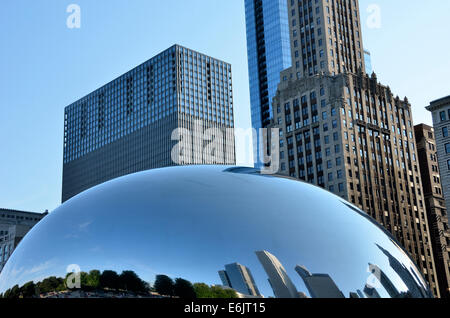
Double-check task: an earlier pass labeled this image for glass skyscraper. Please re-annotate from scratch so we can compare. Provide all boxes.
[62,45,235,202]
[218,263,261,296]
[245,0,292,164]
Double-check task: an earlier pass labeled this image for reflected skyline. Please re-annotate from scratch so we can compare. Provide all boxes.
[255,251,299,298]
[376,244,431,298]
[295,265,345,298]
[218,263,260,297]
[0,166,434,298]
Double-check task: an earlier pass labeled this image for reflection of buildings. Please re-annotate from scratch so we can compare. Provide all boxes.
[363,284,380,298]
[218,263,261,297]
[255,251,298,298]
[368,263,400,298]
[356,290,365,299]
[0,209,48,272]
[295,265,344,298]
[376,244,431,298]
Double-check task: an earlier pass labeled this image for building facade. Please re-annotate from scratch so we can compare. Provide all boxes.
[295,265,345,298]
[62,45,235,202]
[426,96,450,221]
[285,0,365,80]
[415,124,450,298]
[218,263,261,297]
[267,0,440,296]
[0,209,47,272]
[273,71,440,296]
[255,250,299,298]
[244,0,292,164]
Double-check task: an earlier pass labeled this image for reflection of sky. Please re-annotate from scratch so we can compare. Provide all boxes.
[0,166,431,298]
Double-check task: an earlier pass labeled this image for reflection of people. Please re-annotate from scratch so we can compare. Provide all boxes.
[255,251,299,298]
[376,244,430,298]
[295,265,345,298]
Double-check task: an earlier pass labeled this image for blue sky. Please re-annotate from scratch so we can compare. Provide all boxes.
[0,0,449,213]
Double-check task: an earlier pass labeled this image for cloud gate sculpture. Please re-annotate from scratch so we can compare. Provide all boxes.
[0,165,433,298]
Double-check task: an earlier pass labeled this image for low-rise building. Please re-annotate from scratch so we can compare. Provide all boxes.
[0,209,47,272]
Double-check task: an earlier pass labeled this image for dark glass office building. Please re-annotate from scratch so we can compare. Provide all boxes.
[244,0,291,164]
[62,45,235,202]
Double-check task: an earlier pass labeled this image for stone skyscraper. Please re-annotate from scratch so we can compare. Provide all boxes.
[62,45,235,202]
[415,124,450,298]
[269,0,440,296]
[426,96,450,221]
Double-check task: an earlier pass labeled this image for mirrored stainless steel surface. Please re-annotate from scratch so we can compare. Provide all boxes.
[0,165,433,298]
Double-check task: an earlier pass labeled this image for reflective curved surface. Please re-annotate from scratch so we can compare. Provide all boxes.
[0,165,433,298]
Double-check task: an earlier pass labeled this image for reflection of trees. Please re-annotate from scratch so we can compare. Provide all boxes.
[0,270,237,299]
[193,283,238,298]
[154,275,175,297]
[174,278,196,298]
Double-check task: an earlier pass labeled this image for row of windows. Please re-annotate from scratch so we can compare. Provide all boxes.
[0,214,41,221]
[439,109,450,122]
[64,48,233,163]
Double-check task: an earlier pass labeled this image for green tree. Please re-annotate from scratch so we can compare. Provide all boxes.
[8,285,20,299]
[3,289,11,299]
[100,270,120,290]
[86,270,101,289]
[79,272,91,290]
[154,275,174,297]
[119,270,147,293]
[210,285,238,298]
[193,283,213,298]
[20,281,36,298]
[39,276,61,293]
[174,278,196,298]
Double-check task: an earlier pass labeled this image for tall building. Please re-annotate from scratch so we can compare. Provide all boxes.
[62,45,235,202]
[218,263,261,296]
[268,0,440,296]
[255,250,299,298]
[414,124,450,298]
[426,96,450,220]
[285,0,365,79]
[295,265,345,298]
[244,0,292,164]
[0,209,47,272]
